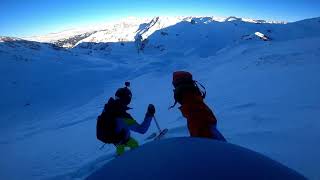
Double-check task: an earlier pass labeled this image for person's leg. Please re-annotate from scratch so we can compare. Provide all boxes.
[115,138,139,156]
[126,137,139,150]
[116,144,126,156]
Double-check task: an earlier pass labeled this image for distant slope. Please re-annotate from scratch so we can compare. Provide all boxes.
[71,16,319,57]
[24,16,286,49]
[19,16,320,56]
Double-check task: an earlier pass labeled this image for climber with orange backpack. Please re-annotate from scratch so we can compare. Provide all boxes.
[170,71,226,141]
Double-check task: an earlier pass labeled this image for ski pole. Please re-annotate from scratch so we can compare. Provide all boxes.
[153,116,161,133]
[99,143,107,150]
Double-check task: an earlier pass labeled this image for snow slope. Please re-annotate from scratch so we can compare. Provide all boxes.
[87,137,305,180]
[0,16,320,180]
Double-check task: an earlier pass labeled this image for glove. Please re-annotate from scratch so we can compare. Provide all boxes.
[146,104,155,117]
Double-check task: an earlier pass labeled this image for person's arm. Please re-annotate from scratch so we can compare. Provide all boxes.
[129,115,153,134]
[128,104,156,134]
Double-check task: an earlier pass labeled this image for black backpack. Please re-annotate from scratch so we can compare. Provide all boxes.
[96,98,127,144]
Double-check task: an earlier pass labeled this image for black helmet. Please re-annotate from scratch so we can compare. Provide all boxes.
[115,82,132,105]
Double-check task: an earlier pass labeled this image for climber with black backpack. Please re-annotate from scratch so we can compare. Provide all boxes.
[96,82,155,156]
[170,71,226,141]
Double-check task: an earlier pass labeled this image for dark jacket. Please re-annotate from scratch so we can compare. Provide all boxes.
[102,98,152,144]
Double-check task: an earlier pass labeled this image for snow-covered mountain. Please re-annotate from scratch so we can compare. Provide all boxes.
[22,16,320,58]
[25,16,285,48]
[6,16,318,58]
[1,16,320,180]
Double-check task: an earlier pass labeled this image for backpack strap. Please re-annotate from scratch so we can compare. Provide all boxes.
[194,81,206,99]
[169,80,206,109]
[169,100,178,109]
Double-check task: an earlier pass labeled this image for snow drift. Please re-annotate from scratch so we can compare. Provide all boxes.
[87,138,305,180]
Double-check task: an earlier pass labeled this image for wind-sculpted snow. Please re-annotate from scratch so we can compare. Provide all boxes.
[87,138,305,180]
[0,16,320,180]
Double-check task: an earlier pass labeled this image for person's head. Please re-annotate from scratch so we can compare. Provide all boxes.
[115,82,132,106]
[170,71,206,108]
[172,71,194,105]
[172,71,193,88]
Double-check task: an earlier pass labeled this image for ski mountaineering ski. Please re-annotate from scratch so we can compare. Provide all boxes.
[145,116,168,141]
[145,129,168,141]
[145,132,157,140]
[154,128,168,140]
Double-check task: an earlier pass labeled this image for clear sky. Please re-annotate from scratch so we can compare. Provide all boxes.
[1,0,320,37]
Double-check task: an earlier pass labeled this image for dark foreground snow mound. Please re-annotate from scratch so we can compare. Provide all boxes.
[87,137,305,180]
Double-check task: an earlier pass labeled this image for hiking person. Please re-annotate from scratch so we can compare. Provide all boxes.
[96,82,155,156]
[170,71,226,141]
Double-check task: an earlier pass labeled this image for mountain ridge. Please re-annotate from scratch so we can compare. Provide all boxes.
[14,16,287,48]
